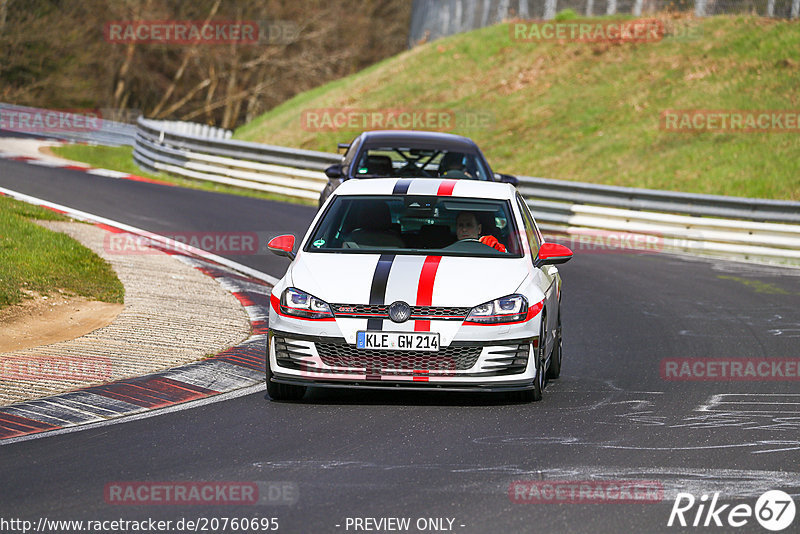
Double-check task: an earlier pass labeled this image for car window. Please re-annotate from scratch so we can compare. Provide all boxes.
[515,194,540,257]
[304,195,523,258]
[354,147,491,180]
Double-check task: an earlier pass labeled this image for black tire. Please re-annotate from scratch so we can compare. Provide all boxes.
[546,312,562,380]
[531,336,544,401]
[266,353,306,401]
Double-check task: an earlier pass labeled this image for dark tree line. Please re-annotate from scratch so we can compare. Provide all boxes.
[0,0,411,128]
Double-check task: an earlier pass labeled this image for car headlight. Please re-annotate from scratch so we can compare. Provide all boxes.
[465,294,529,324]
[280,287,333,319]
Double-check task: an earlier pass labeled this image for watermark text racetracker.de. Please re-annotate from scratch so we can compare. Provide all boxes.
[104,231,262,256]
[511,19,663,43]
[0,517,279,533]
[1,356,111,381]
[661,110,800,133]
[661,358,800,381]
[296,356,458,380]
[0,108,102,133]
[104,481,298,506]
[509,480,664,503]
[300,108,494,132]
[104,20,299,45]
[549,229,664,254]
[510,17,702,43]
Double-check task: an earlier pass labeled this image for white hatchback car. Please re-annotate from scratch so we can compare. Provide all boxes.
[266,178,572,402]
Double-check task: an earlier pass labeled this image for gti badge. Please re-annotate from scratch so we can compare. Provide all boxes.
[388,301,412,323]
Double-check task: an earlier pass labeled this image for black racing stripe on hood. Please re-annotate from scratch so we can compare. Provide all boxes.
[367,254,395,330]
[392,179,413,195]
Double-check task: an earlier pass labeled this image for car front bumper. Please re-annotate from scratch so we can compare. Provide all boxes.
[268,329,539,391]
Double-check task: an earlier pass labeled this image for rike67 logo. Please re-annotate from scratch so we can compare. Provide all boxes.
[668,490,796,531]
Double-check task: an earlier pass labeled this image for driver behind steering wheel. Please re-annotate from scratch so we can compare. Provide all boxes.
[439,152,473,179]
[455,212,506,252]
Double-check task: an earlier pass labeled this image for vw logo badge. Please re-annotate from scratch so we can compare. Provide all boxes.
[388,301,412,323]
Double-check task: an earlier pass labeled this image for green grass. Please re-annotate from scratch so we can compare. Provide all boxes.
[52,145,150,179]
[235,14,800,200]
[0,196,124,309]
[51,144,316,206]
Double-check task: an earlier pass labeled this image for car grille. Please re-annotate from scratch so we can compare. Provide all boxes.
[315,341,481,371]
[272,335,531,377]
[330,304,470,320]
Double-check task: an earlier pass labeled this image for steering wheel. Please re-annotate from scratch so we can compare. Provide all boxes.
[397,164,431,177]
[441,169,474,180]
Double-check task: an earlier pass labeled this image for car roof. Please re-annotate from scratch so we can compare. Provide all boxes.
[357,130,481,153]
[332,177,516,200]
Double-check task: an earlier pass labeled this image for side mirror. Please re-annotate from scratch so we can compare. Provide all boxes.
[325,164,343,179]
[495,173,519,186]
[267,235,296,260]
[534,242,573,268]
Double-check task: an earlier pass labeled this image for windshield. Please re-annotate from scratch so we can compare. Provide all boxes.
[354,147,491,181]
[304,195,522,257]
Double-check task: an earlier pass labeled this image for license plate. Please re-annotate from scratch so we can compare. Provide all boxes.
[356,331,440,352]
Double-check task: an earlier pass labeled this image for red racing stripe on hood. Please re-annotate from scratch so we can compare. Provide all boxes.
[414,255,442,332]
[437,179,457,196]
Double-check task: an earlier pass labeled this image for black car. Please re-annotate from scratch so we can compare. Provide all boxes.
[319,130,517,207]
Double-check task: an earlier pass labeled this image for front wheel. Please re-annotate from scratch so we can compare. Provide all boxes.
[546,312,562,380]
[506,335,544,403]
[531,337,544,401]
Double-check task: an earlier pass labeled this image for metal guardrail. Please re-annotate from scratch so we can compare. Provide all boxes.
[535,202,800,265]
[0,103,137,146]
[521,178,800,265]
[143,119,232,140]
[133,117,336,200]
[135,117,339,171]
[132,117,800,265]
[518,176,800,224]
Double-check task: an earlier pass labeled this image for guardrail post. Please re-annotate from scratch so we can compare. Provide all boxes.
[606,0,617,16]
[793,0,799,18]
[767,0,775,17]
[633,0,643,16]
[586,0,594,16]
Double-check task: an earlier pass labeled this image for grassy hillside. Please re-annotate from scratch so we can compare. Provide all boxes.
[236,15,800,200]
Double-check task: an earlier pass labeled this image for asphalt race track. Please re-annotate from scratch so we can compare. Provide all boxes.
[1,155,799,533]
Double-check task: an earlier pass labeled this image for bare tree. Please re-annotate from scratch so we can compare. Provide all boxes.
[1,0,412,128]
[0,0,8,33]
